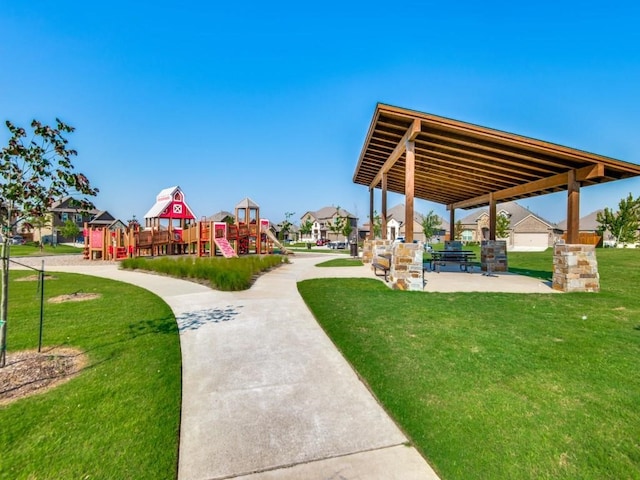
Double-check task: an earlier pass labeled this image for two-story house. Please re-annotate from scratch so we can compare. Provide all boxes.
[300,207,357,243]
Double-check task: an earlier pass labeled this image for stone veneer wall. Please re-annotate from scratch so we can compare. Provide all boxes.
[480,240,508,272]
[362,240,424,291]
[390,242,424,291]
[552,244,600,292]
[362,239,392,264]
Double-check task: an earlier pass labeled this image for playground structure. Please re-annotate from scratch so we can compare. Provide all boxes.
[84,188,291,260]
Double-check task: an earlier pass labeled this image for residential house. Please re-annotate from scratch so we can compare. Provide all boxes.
[360,205,449,243]
[556,210,640,247]
[457,201,558,251]
[33,196,102,244]
[384,204,449,243]
[300,207,357,242]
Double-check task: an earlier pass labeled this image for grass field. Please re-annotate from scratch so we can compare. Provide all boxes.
[298,248,640,480]
[0,271,181,480]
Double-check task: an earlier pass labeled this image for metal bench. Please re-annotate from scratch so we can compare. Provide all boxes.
[372,254,391,281]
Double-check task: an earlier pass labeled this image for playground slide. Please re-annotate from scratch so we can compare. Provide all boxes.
[214,237,238,258]
[264,229,292,254]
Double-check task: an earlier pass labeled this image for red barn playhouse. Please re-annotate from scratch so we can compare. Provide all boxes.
[83,187,290,260]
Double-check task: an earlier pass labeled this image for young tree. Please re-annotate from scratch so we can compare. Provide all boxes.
[596,193,640,245]
[60,219,81,242]
[328,206,345,240]
[299,218,313,241]
[279,211,295,241]
[26,214,52,251]
[342,219,353,242]
[454,220,464,241]
[496,213,511,239]
[421,210,440,242]
[372,210,382,239]
[0,119,98,367]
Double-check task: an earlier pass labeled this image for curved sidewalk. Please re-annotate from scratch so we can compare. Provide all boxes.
[40,255,440,480]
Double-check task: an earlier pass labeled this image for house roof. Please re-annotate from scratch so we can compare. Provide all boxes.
[557,210,603,232]
[88,210,116,226]
[208,210,235,222]
[458,201,555,228]
[50,196,99,215]
[302,206,355,221]
[353,103,640,210]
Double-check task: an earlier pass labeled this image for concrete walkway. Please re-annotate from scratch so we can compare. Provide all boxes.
[34,255,441,480]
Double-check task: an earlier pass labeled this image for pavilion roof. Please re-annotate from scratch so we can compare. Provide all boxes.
[353,104,640,210]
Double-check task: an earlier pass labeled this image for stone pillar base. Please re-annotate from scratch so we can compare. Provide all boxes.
[481,240,508,272]
[362,239,392,264]
[552,244,600,292]
[390,242,424,291]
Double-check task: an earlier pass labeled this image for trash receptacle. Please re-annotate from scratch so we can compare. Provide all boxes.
[350,242,358,257]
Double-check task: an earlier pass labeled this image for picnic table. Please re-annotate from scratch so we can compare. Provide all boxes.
[428,250,477,273]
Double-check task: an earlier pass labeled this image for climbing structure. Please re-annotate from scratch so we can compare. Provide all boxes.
[139,186,196,256]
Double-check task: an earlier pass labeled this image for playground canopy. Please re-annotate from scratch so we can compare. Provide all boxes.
[353,103,640,242]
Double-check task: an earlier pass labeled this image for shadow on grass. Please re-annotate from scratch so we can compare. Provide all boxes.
[508,267,553,281]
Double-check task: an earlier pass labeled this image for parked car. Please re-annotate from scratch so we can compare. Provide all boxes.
[11,235,25,245]
[316,238,329,246]
[328,241,347,249]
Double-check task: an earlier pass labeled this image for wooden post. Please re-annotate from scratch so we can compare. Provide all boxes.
[489,193,496,240]
[567,169,580,244]
[449,207,455,242]
[381,172,388,239]
[369,188,374,240]
[405,140,415,242]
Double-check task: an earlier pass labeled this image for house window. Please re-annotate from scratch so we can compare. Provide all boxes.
[75,214,83,224]
[61,213,69,222]
[462,230,474,242]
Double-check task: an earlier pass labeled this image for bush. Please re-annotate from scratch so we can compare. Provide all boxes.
[121,255,287,291]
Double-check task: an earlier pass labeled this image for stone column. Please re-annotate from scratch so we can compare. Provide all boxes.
[481,240,508,272]
[362,239,392,264]
[552,244,600,292]
[390,242,424,291]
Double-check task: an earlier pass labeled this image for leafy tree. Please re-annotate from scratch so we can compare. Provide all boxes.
[328,206,345,240]
[27,214,52,250]
[279,211,295,241]
[496,213,511,239]
[372,210,382,239]
[299,218,313,240]
[60,219,81,242]
[454,220,464,241]
[342,218,353,242]
[596,193,640,245]
[0,119,97,367]
[421,210,440,242]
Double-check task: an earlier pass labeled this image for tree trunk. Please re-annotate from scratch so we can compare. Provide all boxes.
[0,238,9,367]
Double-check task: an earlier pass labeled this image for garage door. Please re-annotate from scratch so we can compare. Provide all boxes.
[513,233,549,250]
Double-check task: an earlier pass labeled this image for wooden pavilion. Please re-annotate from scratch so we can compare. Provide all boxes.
[353,103,640,291]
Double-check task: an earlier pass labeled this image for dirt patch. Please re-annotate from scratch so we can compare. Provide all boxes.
[48,292,101,303]
[0,347,87,406]
[15,274,57,282]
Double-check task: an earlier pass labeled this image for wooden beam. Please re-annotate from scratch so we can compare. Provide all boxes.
[369,119,421,189]
[381,173,388,239]
[567,169,580,244]
[405,140,415,242]
[450,164,604,210]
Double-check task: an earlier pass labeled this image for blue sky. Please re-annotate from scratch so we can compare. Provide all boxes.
[2,1,639,226]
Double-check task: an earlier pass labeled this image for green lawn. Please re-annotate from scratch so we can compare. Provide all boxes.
[0,271,181,479]
[298,248,640,480]
[9,243,84,256]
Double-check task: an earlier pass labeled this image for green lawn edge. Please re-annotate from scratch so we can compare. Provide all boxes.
[0,271,181,480]
[298,248,640,480]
